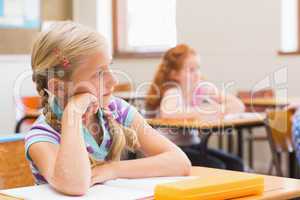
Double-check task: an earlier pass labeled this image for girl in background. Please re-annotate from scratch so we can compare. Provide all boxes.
[146,44,245,171]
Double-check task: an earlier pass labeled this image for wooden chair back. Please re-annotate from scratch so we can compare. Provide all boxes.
[0,140,35,189]
[237,89,274,112]
[266,108,295,153]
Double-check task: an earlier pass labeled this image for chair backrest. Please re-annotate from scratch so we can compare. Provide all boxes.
[0,140,34,189]
[21,96,42,112]
[114,83,133,92]
[237,89,274,99]
[266,108,295,153]
[237,89,275,112]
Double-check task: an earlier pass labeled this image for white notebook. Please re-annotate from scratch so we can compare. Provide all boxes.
[1,176,192,200]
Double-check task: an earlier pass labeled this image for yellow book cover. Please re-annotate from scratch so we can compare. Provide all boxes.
[0,193,24,200]
[155,172,264,200]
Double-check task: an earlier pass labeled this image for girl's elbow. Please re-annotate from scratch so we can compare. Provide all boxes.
[55,182,89,196]
[175,151,192,176]
[181,157,192,176]
[50,176,90,196]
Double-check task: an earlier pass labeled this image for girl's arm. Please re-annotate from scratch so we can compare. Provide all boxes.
[160,90,224,120]
[28,94,98,195]
[91,112,191,184]
[211,94,245,114]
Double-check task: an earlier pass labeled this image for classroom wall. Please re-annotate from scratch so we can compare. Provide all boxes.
[177,0,300,97]
[0,0,73,54]
[73,0,299,96]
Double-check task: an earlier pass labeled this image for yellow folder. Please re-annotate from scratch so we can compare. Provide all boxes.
[154,172,264,200]
[0,193,24,200]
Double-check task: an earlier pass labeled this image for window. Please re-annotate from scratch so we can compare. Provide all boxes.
[113,0,177,58]
[280,0,300,54]
[0,0,40,29]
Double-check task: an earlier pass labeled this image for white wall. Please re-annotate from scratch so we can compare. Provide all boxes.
[177,0,300,96]
[0,55,37,133]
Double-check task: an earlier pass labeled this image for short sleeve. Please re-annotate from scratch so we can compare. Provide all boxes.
[25,124,61,162]
[108,97,138,127]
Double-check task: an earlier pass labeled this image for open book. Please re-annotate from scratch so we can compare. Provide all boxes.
[0,176,192,200]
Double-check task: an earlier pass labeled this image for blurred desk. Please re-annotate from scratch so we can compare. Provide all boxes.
[242,97,300,108]
[147,113,266,160]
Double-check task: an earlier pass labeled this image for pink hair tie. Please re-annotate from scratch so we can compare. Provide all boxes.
[53,48,71,68]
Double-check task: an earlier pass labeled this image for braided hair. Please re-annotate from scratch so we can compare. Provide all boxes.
[31,21,140,164]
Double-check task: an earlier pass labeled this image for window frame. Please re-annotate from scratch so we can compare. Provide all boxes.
[112,0,175,58]
[279,0,300,56]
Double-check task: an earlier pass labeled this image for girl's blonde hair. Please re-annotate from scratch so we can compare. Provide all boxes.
[145,44,196,111]
[31,21,139,163]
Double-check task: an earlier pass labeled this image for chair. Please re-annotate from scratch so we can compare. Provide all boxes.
[0,140,35,189]
[236,89,274,169]
[237,89,275,112]
[265,108,295,177]
[15,96,41,133]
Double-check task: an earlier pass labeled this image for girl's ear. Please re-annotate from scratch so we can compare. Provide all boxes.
[47,78,66,97]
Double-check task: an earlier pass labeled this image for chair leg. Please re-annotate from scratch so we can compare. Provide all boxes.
[218,133,223,150]
[227,130,233,154]
[237,128,244,159]
[266,123,284,176]
[268,159,273,175]
[289,152,296,178]
[276,153,283,176]
[247,128,254,169]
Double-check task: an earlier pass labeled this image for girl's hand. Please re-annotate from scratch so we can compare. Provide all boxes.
[66,93,99,116]
[90,162,117,186]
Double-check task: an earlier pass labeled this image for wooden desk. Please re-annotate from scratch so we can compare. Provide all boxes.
[147,113,266,130]
[242,97,300,108]
[190,167,300,200]
[147,113,266,160]
[2,167,300,200]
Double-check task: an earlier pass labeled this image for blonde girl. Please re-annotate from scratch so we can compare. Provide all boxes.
[25,22,191,196]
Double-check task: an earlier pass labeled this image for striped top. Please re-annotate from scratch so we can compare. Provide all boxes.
[25,96,137,185]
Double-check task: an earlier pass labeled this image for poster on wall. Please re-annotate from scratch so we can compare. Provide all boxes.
[0,0,40,28]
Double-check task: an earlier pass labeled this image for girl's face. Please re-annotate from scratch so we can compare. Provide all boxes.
[69,51,117,108]
[176,54,202,92]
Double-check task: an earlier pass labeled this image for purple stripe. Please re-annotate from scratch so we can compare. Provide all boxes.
[87,146,94,154]
[108,100,116,111]
[115,115,122,124]
[105,139,112,148]
[25,133,60,143]
[121,107,130,123]
[116,99,123,112]
[31,126,61,139]
[33,173,47,182]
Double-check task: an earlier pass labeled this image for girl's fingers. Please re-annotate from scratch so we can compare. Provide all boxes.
[93,103,99,114]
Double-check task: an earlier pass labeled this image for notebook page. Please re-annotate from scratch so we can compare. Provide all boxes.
[1,183,152,200]
[104,176,194,193]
